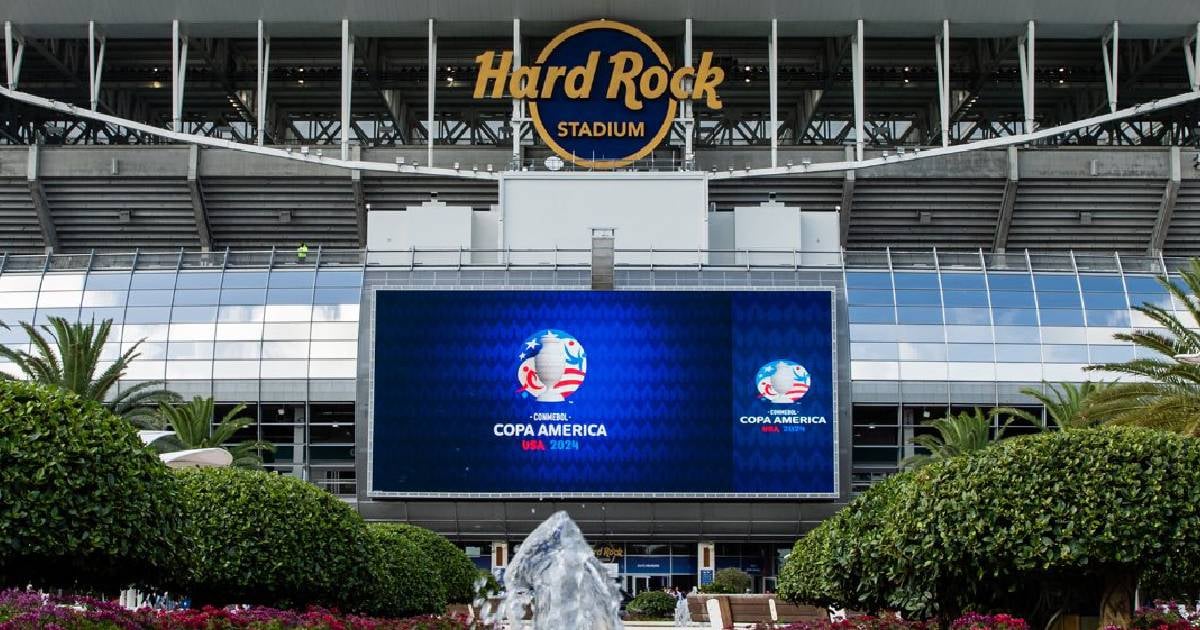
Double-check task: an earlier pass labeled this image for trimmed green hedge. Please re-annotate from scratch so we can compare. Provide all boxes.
[172,467,373,609]
[361,524,446,617]
[626,590,677,618]
[779,427,1200,621]
[701,568,753,594]
[385,523,479,604]
[0,381,180,590]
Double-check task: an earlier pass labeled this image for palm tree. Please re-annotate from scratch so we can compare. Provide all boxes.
[0,317,177,426]
[1085,259,1200,435]
[902,408,1010,469]
[152,397,274,469]
[994,381,1113,430]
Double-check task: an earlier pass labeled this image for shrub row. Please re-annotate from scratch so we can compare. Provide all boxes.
[0,381,478,615]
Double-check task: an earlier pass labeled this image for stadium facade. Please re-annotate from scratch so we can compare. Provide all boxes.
[2,0,1200,593]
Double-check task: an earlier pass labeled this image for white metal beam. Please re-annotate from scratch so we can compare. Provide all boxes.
[851,19,864,160]
[769,18,778,168]
[935,19,950,147]
[1185,22,1199,92]
[427,18,436,167]
[88,21,105,111]
[171,20,188,133]
[684,18,694,167]
[5,21,25,90]
[1101,21,1119,113]
[257,20,270,146]
[341,19,354,160]
[512,18,521,165]
[1017,20,1035,132]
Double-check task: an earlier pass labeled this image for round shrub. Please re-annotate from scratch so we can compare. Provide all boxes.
[626,590,677,619]
[387,523,479,604]
[0,381,180,590]
[172,467,373,609]
[780,428,1200,625]
[361,524,445,617]
[701,568,753,594]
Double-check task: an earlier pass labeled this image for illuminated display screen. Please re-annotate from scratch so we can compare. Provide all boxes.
[369,289,836,497]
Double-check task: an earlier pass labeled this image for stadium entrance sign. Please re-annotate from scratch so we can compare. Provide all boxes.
[473,20,725,169]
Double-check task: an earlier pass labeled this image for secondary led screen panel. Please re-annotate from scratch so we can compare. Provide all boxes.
[369,289,836,497]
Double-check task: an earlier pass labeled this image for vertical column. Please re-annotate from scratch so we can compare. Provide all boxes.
[512,18,522,166]
[427,18,437,167]
[5,21,24,90]
[1017,20,1035,133]
[851,19,864,161]
[697,542,715,588]
[683,18,695,168]
[935,19,949,147]
[1187,23,1200,92]
[769,19,779,168]
[1102,21,1119,113]
[257,20,270,146]
[492,541,509,583]
[171,20,189,133]
[341,19,354,161]
[88,21,105,111]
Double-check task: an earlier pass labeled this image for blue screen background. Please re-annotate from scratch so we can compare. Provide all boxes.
[371,290,835,496]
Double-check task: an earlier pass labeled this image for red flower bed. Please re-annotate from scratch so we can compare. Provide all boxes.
[754,612,1028,630]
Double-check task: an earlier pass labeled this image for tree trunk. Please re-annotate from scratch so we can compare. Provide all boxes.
[1098,571,1136,629]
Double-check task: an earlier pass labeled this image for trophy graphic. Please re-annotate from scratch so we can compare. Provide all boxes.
[770,362,794,403]
[534,332,567,402]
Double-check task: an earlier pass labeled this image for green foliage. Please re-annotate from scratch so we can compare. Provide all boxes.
[172,467,373,610]
[779,428,1200,620]
[626,590,677,618]
[0,317,178,425]
[1085,259,1200,433]
[386,523,479,604]
[701,568,753,594]
[153,397,273,468]
[0,380,180,590]
[996,381,1111,430]
[360,524,446,617]
[902,408,1009,469]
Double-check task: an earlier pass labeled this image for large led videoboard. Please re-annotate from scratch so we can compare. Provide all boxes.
[368,289,837,498]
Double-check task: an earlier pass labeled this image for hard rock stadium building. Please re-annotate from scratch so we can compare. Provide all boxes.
[2,0,1200,594]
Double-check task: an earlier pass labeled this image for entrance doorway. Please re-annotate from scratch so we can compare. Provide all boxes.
[624,575,669,596]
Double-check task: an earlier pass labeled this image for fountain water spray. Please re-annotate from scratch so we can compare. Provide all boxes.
[483,510,622,629]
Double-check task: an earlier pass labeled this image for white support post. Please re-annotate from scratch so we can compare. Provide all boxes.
[851,19,864,161]
[1101,20,1119,113]
[5,21,24,90]
[171,20,188,133]
[935,19,950,147]
[341,19,354,161]
[257,20,270,146]
[88,21,105,111]
[1185,22,1199,92]
[684,17,694,168]
[427,18,436,167]
[512,18,521,165]
[1017,20,1035,133]
[769,19,779,168]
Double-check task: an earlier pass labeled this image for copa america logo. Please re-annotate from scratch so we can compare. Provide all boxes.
[516,329,587,402]
[756,360,811,404]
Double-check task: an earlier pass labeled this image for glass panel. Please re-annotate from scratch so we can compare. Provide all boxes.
[168,323,216,341]
[220,289,267,305]
[1082,291,1126,309]
[944,307,991,325]
[1123,276,1166,293]
[845,272,892,289]
[267,288,313,304]
[894,290,941,306]
[122,324,169,342]
[1042,345,1089,362]
[939,273,986,290]
[125,306,173,323]
[1078,275,1124,292]
[1039,309,1085,326]
[1089,345,1135,362]
[987,274,1033,291]
[941,290,989,307]
[265,305,312,322]
[892,273,939,289]
[947,343,994,362]
[211,360,260,379]
[316,270,363,287]
[218,305,265,322]
[1086,309,1131,327]
[1033,274,1080,292]
[849,306,895,324]
[127,290,174,306]
[310,322,359,340]
[1128,292,1171,309]
[172,289,220,306]
[1,292,39,308]
[850,361,900,380]
[898,343,946,361]
[85,273,131,290]
[991,308,1038,326]
[268,271,316,289]
[36,308,80,324]
[846,289,894,306]
[37,292,83,308]
[216,322,264,340]
[309,360,356,378]
[0,309,35,328]
[82,290,127,307]
[214,341,261,360]
[0,275,42,291]
[312,304,360,322]
[171,306,218,323]
[1041,327,1087,344]
[895,325,944,342]
[166,361,214,380]
[263,341,310,359]
[39,274,85,291]
[174,272,222,289]
[129,272,177,289]
[221,271,269,289]
[850,342,899,360]
[264,323,310,340]
[124,360,166,380]
[849,324,898,342]
[309,341,358,359]
[945,325,992,342]
[1036,291,1082,308]
[993,326,1040,343]
[128,342,167,359]
[989,291,1036,308]
[896,306,942,325]
[313,288,361,305]
[167,342,215,360]
[260,360,308,378]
